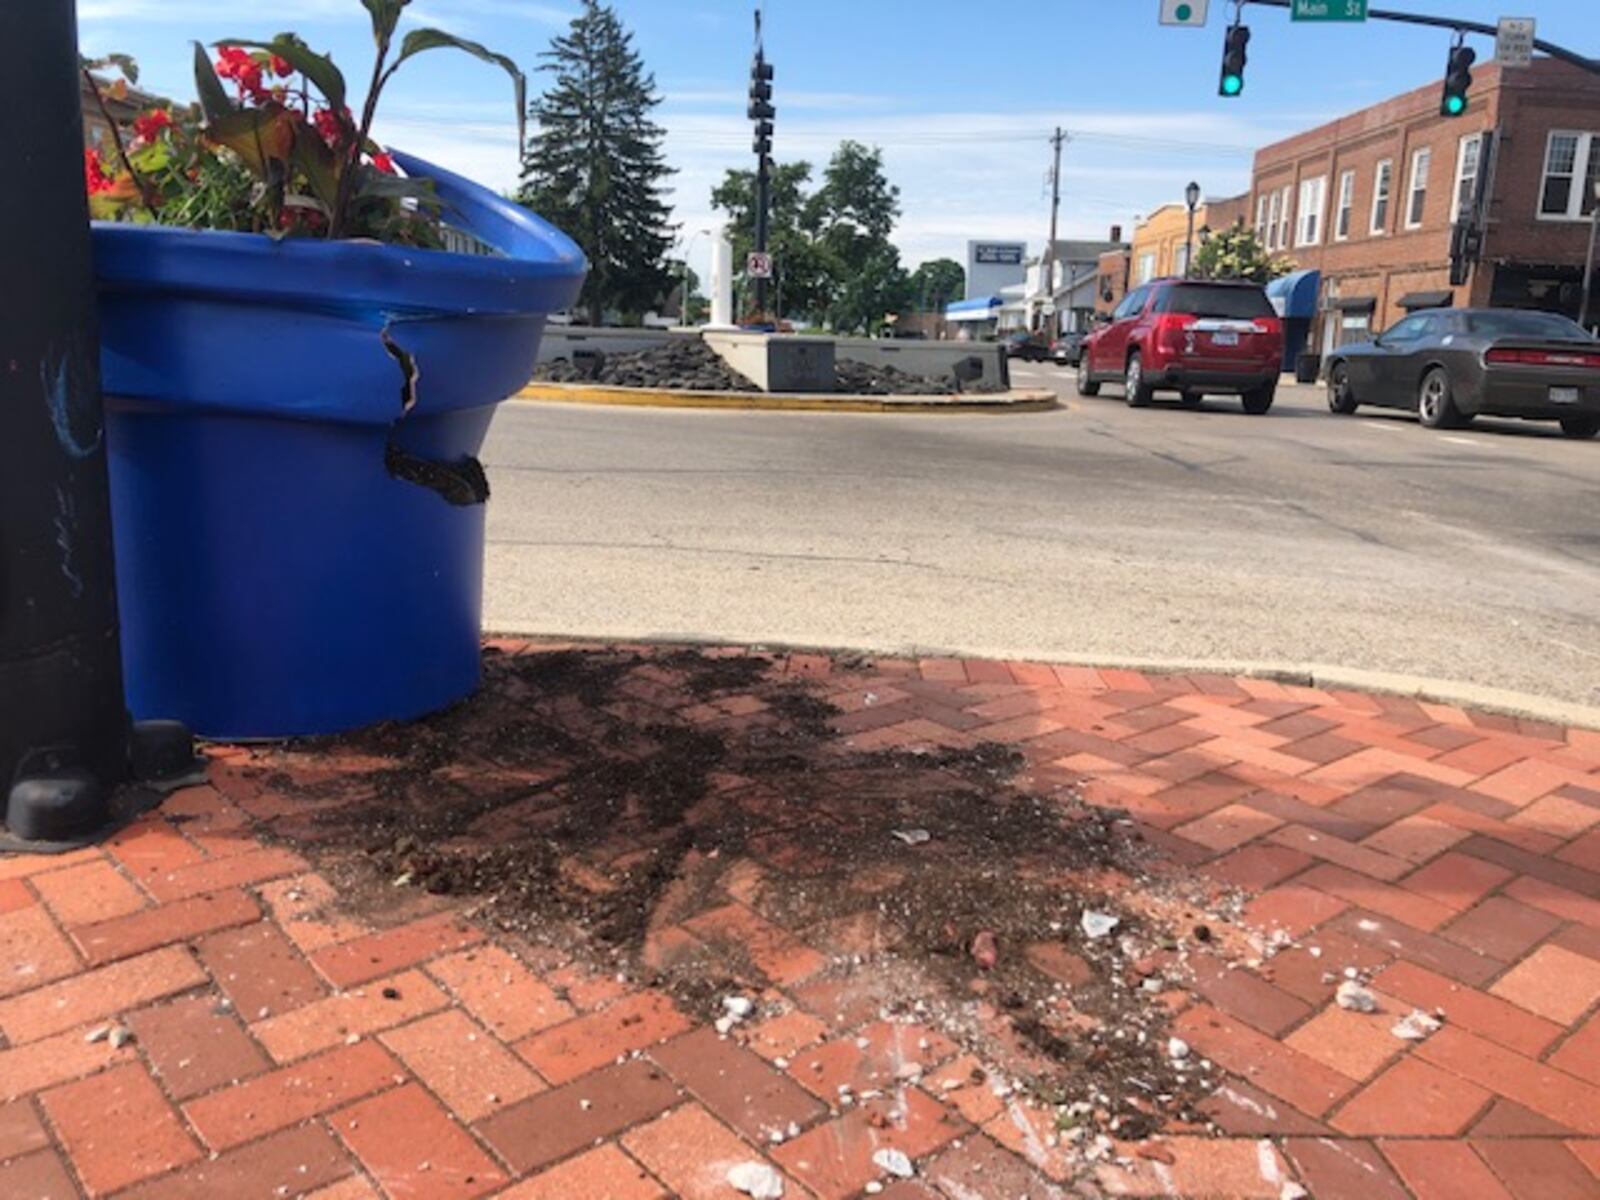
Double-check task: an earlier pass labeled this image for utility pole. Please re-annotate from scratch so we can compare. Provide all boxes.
[1040,128,1066,335]
[1581,180,1600,332]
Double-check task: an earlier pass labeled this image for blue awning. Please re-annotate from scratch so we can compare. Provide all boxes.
[1266,269,1320,319]
[945,295,1003,319]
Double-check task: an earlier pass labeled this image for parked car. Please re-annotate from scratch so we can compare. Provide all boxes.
[1077,279,1284,413]
[1004,331,1051,362]
[1325,308,1600,438]
[1051,331,1085,366]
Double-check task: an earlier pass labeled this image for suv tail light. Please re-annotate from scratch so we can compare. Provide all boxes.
[1486,347,1600,369]
[1154,314,1190,354]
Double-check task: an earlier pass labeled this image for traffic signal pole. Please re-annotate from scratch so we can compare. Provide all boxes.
[748,8,775,319]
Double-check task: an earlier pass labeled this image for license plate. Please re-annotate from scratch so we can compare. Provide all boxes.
[1550,385,1580,404]
[1211,331,1239,347]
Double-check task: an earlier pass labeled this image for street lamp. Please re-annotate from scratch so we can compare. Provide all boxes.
[1184,181,1202,279]
[1581,180,1600,333]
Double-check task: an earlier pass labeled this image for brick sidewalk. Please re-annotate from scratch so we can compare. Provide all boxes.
[3,645,1600,1199]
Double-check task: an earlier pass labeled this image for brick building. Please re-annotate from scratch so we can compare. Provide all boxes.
[1248,57,1600,357]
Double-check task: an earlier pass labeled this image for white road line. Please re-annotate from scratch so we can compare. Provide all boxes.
[1441,435,1483,447]
[1361,420,1401,431]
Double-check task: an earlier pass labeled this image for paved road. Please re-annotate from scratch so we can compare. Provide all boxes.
[481,368,1600,707]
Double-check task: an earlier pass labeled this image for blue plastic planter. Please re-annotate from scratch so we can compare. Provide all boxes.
[94,152,585,739]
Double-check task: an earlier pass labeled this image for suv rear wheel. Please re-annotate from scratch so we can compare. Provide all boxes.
[1327,361,1358,414]
[1076,358,1100,397]
[1241,385,1275,415]
[1418,367,1468,429]
[1124,352,1153,407]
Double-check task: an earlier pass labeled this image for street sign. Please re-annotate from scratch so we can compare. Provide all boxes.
[1159,0,1208,27]
[1497,17,1535,68]
[746,251,772,279]
[1291,0,1367,20]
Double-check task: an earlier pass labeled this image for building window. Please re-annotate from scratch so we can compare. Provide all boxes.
[1297,175,1326,247]
[1266,189,1282,249]
[1173,243,1189,277]
[1137,252,1156,284]
[1371,159,1392,234]
[1255,193,1268,240]
[1405,146,1430,229]
[1335,169,1355,241]
[1277,185,1292,250]
[1452,133,1483,223]
[1539,130,1600,219]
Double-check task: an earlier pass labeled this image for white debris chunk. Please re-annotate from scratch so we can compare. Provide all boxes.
[727,1162,786,1198]
[1391,1010,1442,1041]
[1281,1184,1309,1200]
[1167,1037,1190,1061]
[1081,910,1120,939]
[1335,980,1377,1013]
[891,829,931,846]
[872,1149,915,1179]
[723,995,755,1020]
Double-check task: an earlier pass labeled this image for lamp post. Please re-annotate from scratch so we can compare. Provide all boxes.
[1581,180,1600,333]
[1184,181,1202,279]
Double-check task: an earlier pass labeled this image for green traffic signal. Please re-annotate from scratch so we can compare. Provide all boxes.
[1219,23,1250,99]
[1445,94,1466,115]
[1222,74,1243,96]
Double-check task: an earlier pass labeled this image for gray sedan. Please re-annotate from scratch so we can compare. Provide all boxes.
[1325,308,1600,439]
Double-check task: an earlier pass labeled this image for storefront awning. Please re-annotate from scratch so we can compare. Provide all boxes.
[1398,290,1454,311]
[1267,269,1321,319]
[944,296,1002,323]
[1331,295,1376,312]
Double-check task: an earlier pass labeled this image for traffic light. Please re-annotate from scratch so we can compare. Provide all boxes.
[1219,23,1250,97]
[749,55,774,156]
[1441,43,1475,117]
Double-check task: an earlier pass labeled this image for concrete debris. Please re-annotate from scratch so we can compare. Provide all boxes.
[1081,910,1120,939]
[1335,981,1378,1013]
[1391,1009,1443,1041]
[871,1149,915,1178]
[727,1162,786,1198]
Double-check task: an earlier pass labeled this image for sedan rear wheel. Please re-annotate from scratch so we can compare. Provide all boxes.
[1076,357,1100,396]
[1560,415,1600,439]
[1327,361,1359,414]
[1418,367,1470,429]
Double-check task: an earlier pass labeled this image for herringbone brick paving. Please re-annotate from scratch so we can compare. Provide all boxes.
[2,643,1599,1198]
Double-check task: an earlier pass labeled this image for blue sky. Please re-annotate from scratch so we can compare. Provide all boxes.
[80,0,1589,280]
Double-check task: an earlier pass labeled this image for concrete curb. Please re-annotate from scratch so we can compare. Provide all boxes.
[513,382,1060,414]
[480,627,1600,732]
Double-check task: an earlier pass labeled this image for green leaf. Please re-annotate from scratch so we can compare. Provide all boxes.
[355,170,439,207]
[218,35,346,113]
[82,52,139,84]
[206,107,295,178]
[291,122,343,215]
[392,28,526,152]
[360,0,410,44]
[192,41,234,121]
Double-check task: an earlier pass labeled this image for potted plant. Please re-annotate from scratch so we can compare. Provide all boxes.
[85,1,585,739]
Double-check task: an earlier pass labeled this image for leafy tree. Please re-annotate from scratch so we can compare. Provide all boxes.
[909,258,965,311]
[662,262,708,323]
[828,242,912,335]
[1192,222,1294,285]
[812,142,906,333]
[711,160,833,321]
[518,0,674,324]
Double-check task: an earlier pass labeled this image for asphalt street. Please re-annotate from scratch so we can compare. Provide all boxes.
[481,368,1600,707]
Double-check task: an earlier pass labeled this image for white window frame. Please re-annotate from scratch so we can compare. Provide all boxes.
[1277,185,1292,250]
[1255,193,1268,240]
[1405,146,1431,230]
[1451,133,1483,223]
[1370,159,1392,235]
[1137,251,1156,284]
[1266,188,1282,249]
[1538,130,1600,221]
[1172,243,1190,277]
[1296,175,1326,247]
[1335,169,1355,241]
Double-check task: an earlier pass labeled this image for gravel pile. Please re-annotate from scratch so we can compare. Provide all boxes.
[532,339,757,391]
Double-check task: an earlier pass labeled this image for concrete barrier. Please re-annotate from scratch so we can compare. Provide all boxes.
[832,336,1010,391]
[536,325,684,362]
[702,331,836,393]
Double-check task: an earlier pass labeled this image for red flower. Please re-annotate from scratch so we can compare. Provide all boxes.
[312,106,352,149]
[371,151,396,175]
[271,54,294,78]
[214,46,266,101]
[84,147,113,195]
[132,108,172,143]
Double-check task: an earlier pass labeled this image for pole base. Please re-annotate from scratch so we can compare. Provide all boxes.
[0,721,199,854]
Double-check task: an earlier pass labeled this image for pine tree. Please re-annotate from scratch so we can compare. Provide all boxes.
[518,0,674,324]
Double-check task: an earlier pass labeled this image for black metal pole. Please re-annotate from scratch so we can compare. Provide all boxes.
[755,154,770,317]
[0,1,133,844]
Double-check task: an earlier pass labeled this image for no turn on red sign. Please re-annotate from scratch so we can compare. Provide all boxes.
[746,252,773,278]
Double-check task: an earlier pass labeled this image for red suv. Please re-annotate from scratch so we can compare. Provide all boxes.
[1078,279,1285,413]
